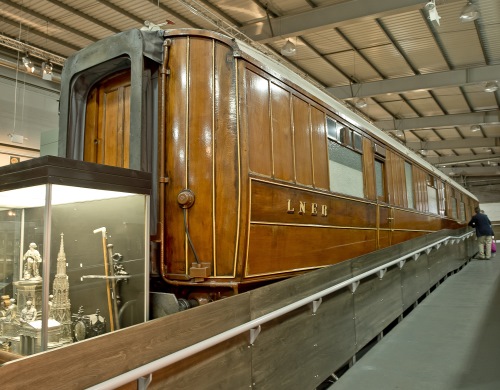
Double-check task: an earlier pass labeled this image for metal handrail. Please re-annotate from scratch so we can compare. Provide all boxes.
[87,230,474,390]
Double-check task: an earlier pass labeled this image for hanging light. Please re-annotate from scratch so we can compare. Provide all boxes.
[424,0,441,26]
[42,61,53,81]
[354,97,368,109]
[281,39,296,57]
[22,53,35,73]
[470,124,481,132]
[419,149,428,156]
[484,81,498,92]
[459,1,480,22]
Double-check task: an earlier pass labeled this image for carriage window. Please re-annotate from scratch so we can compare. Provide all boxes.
[328,140,363,198]
[339,127,351,145]
[459,201,466,221]
[427,175,438,214]
[450,196,458,219]
[353,132,362,151]
[327,117,338,140]
[375,159,385,201]
[404,161,414,209]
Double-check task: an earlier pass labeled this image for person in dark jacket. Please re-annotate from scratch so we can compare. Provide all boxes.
[468,206,493,259]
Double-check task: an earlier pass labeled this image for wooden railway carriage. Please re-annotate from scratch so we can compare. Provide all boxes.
[59,28,477,304]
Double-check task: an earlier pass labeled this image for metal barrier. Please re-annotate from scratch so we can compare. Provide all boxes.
[88,230,474,390]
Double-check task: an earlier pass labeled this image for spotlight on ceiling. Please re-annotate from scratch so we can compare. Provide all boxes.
[22,53,35,73]
[425,0,441,26]
[281,40,296,57]
[354,97,368,109]
[484,81,498,92]
[470,124,481,132]
[419,149,428,156]
[42,61,53,81]
[460,1,480,22]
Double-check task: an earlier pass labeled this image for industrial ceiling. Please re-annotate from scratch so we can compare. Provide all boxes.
[0,0,499,201]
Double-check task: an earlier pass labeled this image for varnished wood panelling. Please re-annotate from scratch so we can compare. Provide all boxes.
[271,83,294,181]
[84,71,131,168]
[412,166,428,212]
[246,224,377,276]
[392,208,441,231]
[165,37,189,274]
[188,37,215,266]
[362,138,376,200]
[246,70,272,176]
[390,230,428,245]
[250,179,377,228]
[213,41,239,276]
[292,96,313,186]
[310,107,329,190]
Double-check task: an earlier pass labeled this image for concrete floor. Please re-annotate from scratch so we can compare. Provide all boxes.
[331,253,500,390]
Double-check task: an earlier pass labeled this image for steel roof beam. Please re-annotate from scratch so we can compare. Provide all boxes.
[425,154,500,165]
[240,0,463,43]
[376,111,500,130]
[439,167,500,177]
[406,138,500,151]
[328,64,500,99]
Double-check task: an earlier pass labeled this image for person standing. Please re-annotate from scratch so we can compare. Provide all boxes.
[468,206,494,259]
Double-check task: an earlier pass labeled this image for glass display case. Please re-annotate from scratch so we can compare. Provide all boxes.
[0,156,151,355]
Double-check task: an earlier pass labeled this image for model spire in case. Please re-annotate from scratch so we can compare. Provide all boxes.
[50,233,72,343]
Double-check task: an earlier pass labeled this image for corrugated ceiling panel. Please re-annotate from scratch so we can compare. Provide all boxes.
[432,94,470,115]
[339,20,390,49]
[380,101,418,118]
[466,92,498,111]
[269,37,321,62]
[411,98,444,116]
[206,0,266,23]
[358,104,393,121]
[483,125,500,138]
[325,51,381,83]
[302,30,351,55]
[435,128,462,139]
[381,10,449,74]
[402,90,432,100]
[269,0,312,14]
[410,129,441,141]
[293,57,349,87]
[403,131,421,142]
[438,30,486,68]
[360,45,414,78]
[477,0,500,64]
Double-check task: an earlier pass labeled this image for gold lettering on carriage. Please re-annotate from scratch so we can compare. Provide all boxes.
[287,199,328,216]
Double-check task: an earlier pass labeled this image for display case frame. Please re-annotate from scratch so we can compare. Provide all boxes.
[0,156,151,355]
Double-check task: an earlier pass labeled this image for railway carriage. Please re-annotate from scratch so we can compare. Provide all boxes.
[58,28,476,307]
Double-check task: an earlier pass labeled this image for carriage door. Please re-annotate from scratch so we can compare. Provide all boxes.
[84,70,131,168]
[377,204,393,249]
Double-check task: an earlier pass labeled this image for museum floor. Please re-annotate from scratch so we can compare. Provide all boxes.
[331,251,500,389]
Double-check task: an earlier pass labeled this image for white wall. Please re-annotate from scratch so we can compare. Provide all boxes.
[0,68,60,166]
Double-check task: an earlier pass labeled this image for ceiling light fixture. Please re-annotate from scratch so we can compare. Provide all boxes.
[354,97,368,109]
[470,124,481,132]
[42,61,53,81]
[484,81,498,92]
[425,0,441,26]
[22,53,35,73]
[281,39,296,57]
[459,1,480,22]
[419,149,428,156]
